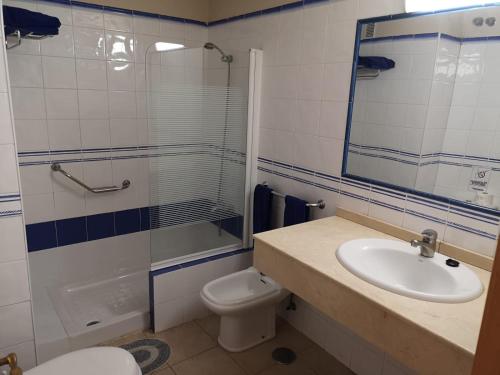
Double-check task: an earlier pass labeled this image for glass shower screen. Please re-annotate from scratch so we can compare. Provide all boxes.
[146,44,249,265]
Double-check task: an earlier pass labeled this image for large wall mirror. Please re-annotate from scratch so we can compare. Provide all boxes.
[343,4,500,214]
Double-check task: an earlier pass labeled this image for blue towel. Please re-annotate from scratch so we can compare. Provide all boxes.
[253,184,273,234]
[3,6,61,37]
[358,56,395,70]
[284,195,310,227]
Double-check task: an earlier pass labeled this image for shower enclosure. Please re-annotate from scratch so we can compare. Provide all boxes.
[146,43,258,268]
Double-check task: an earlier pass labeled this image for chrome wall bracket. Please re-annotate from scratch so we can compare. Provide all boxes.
[51,163,130,193]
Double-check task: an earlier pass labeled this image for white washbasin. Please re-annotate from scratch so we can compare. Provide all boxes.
[336,239,483,303]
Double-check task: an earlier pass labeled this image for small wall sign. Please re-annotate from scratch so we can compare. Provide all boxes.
[468,167,491,192]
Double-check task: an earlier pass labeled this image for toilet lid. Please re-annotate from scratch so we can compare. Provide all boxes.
[26,347,141,375]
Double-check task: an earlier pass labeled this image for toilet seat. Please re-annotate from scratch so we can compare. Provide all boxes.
[201,267,287,315]
[26,347,141,375]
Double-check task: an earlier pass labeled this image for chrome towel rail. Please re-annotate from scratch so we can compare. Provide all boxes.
[51,163,130,193]
[262,182,326,209]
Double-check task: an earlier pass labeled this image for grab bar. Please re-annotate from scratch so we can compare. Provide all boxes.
[51,163,130,193]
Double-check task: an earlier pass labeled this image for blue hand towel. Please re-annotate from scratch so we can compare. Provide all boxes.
[284,195,310,227]
[253,184,273,234]
[3,6,61,37]
[358,56,395,70]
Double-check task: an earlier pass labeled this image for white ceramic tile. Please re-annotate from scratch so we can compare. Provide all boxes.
[74,27,106,60]
[0,340,36,371]
[296,99,321,135]
[45,89,79,119]
[105,31,135,62]
[0,301,34,349]
[22,193,55,224]
[41,25,75,57]
[159,19,185,39]
[76,59,107,89]
[14,119,48,152]
[42,56,77,89]
[321,63,352,101]
[154,300,188,332]
[109,118,138,146]
[0,260,30,305]
[80,119,110,148]
[0,144,19,194]
[0,216,26,263]
[104,11,133,32]
[324,20,357,63]
[0,93,13,145]
[72,6,104,28]
[298,64,324,101]
[78,89,109,119]
[133,15,160,36]
[51,161,84,193]
[7,54,43,88]
[54,190,85,219]
[350,339,385,375]
[47,119,81,150]
[38,1,73,25]
[107,61,135,91]
[108,90,137,118]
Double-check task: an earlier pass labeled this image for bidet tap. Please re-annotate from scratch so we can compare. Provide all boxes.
[410,229,438,258]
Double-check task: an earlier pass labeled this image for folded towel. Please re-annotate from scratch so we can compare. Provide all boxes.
[253,184,274,234]
[3,6,61,37]
[284,195,310,227]
[358,56,395,70]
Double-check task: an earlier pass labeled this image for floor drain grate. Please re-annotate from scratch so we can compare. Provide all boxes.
[86,320,100,327]
[272,347,296,365]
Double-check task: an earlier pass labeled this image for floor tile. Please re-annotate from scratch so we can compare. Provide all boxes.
[302,346,354,375]
[257,357,316,375]
[155,321,217,365]
[152,366,176,375]
[100,329,154,347]
[195,314,220,341]
[229,319,315,374]
[172,347,245,375]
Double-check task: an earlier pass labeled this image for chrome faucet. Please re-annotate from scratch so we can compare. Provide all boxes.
[410,229,438,258]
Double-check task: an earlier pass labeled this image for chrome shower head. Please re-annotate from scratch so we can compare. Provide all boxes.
[204,42,233,63]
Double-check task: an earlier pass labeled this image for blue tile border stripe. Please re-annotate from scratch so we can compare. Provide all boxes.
[258,157,499,241]
[25,199,244,252]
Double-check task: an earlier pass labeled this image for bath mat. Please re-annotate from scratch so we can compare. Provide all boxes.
[121,338,171,374]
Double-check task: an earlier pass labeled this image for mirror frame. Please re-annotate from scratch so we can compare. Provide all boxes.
[342,3,500,217]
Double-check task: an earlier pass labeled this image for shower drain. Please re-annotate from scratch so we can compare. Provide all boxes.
[86,320,100,327]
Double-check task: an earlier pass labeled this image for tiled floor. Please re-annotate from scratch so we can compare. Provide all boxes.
[102,316,354,375]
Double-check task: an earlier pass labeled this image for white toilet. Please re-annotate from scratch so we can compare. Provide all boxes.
[25,347,140,375]
[200,267,289,352]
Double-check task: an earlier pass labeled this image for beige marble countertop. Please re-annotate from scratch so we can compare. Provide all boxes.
[253,216,490,357]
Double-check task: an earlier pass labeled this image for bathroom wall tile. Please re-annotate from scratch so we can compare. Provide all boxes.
[321,63,352,102]
[0,260,30,305]
[74,27,106,60]
[0,93,13,145]
[41,25,75,58]
[72,6,104,28]
[0,340,37,371]
[11,87,46,120]
[109,118,137,147]
[47,119,81,150]
[403,196,448,239]
[45,89,79,119]
[80,119,110,148]
[108,90,137,118]
[154,299,188,332]
[54,190,86,220]
[350,339,385,375]
[38,1,73,26]
[105,31,135,62]
[0,302,34,349]
[42,56,77,89]
[7,53,43,88]
[0,216,26,263]
[0,144,20,194]
[78,89,109,119]
[76,59,108,89]
[104,11,133,33]
[107,61,135,91]
[56,216,87,247]
[23,193,55,225]
[133,15,160,36]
